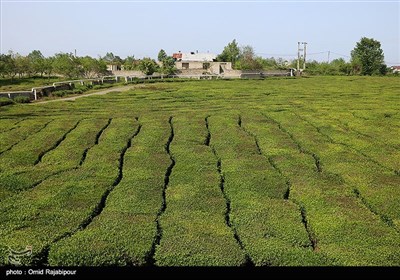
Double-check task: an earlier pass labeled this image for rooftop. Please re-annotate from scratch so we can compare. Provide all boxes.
[173,52,217,62]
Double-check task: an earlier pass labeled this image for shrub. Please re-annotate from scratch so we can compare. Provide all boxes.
[0,97,14,106]
[52,90,70,97]
[14,96,31,103]
[72,89,83,94]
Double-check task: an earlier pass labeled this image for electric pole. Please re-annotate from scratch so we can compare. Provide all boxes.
[297,42,300,75]
[297,42,307,76]
[328,50,330,63]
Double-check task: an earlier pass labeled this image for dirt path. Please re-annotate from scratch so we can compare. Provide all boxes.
[31,85,137,105]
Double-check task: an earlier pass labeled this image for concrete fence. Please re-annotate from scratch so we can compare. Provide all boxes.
[0,71,294,101]
[0,91,35,100]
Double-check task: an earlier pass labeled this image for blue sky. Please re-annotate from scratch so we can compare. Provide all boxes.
[1,0,399,65]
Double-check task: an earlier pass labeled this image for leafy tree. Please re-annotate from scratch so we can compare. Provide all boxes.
[138,58,159,75]
[123,55,138,70]
[0,54,14,78]
[330,58,351,75]
[79,56,107,78]
[217,39,240,67]
[236,45,263,70]
[351,37,386,75]
[103,52,116,63]
[52,53,81,78]
[43,56,55,78]
[14,54,31,78]
[160,56,176,75]
[102,52,122,69]
[158,49,167,62]
[28,50,46,77]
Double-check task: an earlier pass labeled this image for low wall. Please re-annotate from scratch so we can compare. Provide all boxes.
[0,91,35,100]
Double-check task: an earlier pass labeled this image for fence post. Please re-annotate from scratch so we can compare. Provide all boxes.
[32,89,37,100]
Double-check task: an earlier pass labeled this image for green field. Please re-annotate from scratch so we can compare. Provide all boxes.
[0,76,399,266]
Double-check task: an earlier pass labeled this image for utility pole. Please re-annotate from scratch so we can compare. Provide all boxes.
[297,42,307,76]
[303,42,307,70]
[328,50,330,63]
[297,42,301,75]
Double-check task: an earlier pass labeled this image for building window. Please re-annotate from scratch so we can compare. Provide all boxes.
[182,63,189,69]
[203,63,210,70]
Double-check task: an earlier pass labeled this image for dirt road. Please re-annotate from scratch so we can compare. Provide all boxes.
[31,85,137,105]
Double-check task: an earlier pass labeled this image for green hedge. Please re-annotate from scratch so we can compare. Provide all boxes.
[0,119,50,154]
[0,97,14,106]
[0,119,79,171]
[208,115,331,266]
[48,117,169,266]
[13,96,31,103]
[242,112,400,265]
[0,118,110,200]
[0,118,139,265]
[154,115,246,266]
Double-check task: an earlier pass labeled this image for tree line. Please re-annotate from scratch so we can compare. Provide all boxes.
[0,50,176,79]
[0,37,391,79]
[217,37,389,75]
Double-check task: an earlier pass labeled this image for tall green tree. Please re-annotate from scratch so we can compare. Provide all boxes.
[43,56,54,78]
[351,37,386,75]
[123,55,138,70]
[158,49,167,62]
[138,58,159,75]
[103,52,116,63]
[28,50,46,77]
[217,39,240,67]
[236,45,263,70]
[0,54,14,78]
[102,52,122,68]
[160,56,176,75]
[79,56,107,78]
[14,53,31,78]
[52,53,81,78]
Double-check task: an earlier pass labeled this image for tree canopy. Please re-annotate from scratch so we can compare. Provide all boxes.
[158,49,167,62]
[217,39,240,67]
[351,37,386,75]
[138,58,159,75]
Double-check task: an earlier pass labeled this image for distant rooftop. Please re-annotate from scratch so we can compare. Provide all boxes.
[173,51,217,62]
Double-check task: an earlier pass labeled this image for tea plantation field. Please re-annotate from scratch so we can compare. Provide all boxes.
[0,76,399,266]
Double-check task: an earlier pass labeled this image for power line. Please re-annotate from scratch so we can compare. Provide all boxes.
[256,53,297,57]
[307,51,329,55]
[330,51,351,58]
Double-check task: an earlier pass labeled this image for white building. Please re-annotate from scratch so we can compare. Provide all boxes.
[173,52,217,62]
[173,51,231,75]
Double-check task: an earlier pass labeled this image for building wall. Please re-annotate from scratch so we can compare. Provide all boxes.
[180,53,217,62]
[175,61,232,75]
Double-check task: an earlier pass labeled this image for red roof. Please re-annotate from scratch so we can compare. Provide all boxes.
[391,66,400,69]
[172,53,182,59]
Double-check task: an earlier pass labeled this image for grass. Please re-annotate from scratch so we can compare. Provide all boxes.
[0,76,399,266]
[0,77,63,92]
